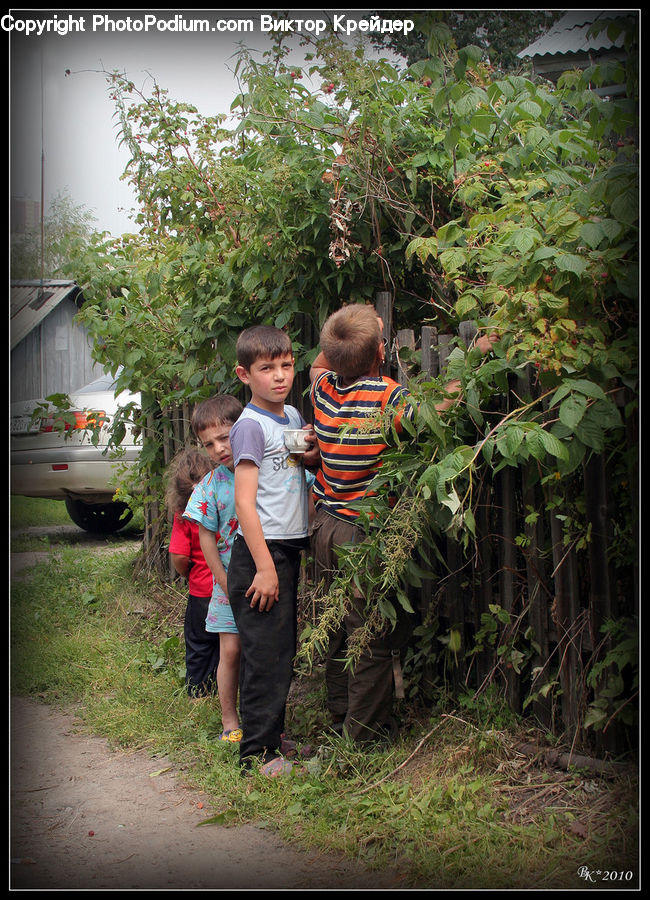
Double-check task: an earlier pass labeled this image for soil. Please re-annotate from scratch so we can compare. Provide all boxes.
[10,696,406,891]
[10,524,406,892]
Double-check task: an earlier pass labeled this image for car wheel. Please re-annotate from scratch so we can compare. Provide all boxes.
[64,497,134,534]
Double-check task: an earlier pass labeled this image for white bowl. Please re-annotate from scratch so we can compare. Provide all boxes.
[284,429,310,452]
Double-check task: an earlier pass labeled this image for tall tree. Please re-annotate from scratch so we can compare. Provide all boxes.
[371,10,562,71]
[66,25,637,741]
[11,190,97,280]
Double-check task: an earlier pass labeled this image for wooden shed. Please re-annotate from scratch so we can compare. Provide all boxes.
[10,280,104,403]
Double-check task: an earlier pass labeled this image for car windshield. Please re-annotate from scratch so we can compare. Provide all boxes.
[76,377,116,393]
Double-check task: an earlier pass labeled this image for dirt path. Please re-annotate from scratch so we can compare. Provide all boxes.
[10,527,406,891]
[10,696,405,890]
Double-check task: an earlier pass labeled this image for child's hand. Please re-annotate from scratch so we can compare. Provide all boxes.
[213,572,229,598]
[475,332,499,355]
[301,426,320,467]
[245,565,279,611]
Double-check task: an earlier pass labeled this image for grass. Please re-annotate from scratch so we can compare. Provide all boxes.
[11,496,73,528]
[11,512,639,889]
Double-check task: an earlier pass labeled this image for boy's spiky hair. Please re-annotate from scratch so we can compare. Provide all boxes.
[320,304,381,379]
[236,325,293,370]
[190,394,243,437]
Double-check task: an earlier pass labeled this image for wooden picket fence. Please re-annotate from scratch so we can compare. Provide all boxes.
[135,294,638,749]
[374,293,637,750]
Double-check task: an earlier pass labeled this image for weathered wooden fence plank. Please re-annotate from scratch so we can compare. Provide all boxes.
[396,329,416,386]
[375,291,393,379]
[523,467,553,728]
[421,325,439,378]
[549,509,582,739]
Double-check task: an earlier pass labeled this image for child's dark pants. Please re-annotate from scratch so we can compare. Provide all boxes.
[185,594,220,697]
[311,506,410,743]
[227,535,302,767]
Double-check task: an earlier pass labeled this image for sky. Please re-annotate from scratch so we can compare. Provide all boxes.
[8,8,400,237]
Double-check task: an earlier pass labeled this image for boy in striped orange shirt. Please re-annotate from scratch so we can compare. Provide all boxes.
[310,304,496,743]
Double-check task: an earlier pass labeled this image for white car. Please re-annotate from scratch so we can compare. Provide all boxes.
[11,372,141,534]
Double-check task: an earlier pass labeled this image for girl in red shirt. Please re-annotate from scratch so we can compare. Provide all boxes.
[166,449,221,697]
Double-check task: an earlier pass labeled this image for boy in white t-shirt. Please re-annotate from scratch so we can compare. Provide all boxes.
[227,325,318,775]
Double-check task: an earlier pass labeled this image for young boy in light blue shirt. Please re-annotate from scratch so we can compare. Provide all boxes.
[183,394,243,742]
